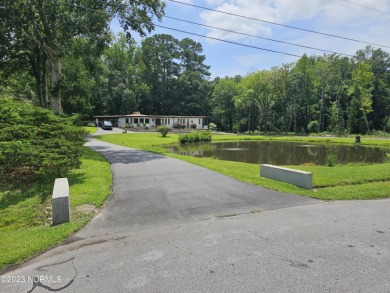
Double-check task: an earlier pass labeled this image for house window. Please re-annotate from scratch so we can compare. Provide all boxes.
[145,118,149,124]
[134,118,138,124]
[168,119,170,125]
[199,119,201,125]
[140,118,144,123]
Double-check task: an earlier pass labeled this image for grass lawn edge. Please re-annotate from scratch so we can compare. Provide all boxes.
[0,147,112,272]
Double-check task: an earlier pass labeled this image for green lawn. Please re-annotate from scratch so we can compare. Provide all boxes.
[0,147,111,270]
[82,126,98,134]
[96,132,390,200]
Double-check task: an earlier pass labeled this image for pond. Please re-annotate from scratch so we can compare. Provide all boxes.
[167,141,389,165]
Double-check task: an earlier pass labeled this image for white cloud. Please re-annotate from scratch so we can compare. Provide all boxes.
[199,0,390,48]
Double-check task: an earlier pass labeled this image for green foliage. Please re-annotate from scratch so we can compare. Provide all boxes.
[326,152,337,167]
[157,125,171,137]
[384,116,390,133]
[209,122,217,130]
[179,132,213,143]
[0,99,86,182]
[307,120,320,133]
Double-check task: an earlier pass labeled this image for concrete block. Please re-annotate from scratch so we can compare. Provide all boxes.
[260,164,313,190]
[52,178,70,226]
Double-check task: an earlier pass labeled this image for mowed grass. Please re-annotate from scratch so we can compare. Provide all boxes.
[97,132,390,200]
[82,126,98,134]
[0,147,111,271]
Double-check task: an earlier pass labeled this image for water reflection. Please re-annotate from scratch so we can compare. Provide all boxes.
[167,141,389,165]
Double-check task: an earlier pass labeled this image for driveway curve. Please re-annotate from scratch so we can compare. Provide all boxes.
[80,138,319,237]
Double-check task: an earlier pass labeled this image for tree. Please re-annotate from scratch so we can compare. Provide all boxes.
[237,70,276,133]
[211,77,238,131]
[103,33,138,115]
[179,38,210,77]
[138,34,180,114]
[0,0,165,114]
[354,46,390,130]
[313,56,331,132]
[348,61,374,133]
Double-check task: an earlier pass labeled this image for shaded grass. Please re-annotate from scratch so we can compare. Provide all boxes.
[0,147,111,270]
[96,132,390,200]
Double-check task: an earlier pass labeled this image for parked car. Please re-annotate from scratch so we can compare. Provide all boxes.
[102,121,113,130]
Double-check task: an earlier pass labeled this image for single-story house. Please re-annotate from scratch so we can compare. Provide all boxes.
[94,112,208,130]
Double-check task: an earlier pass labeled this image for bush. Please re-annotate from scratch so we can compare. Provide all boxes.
[178,131,213,143]
[209,122,217,130]
[190,123,197,129]
[86,123,95,127]
[326,152,337,167]
[173,123,186,129]
[307,121,320,133]
[157,125,171,137]
[0,98,86,182]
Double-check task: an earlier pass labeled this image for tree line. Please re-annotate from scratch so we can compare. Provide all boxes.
[1,1,389,134]
[213,47,390,134]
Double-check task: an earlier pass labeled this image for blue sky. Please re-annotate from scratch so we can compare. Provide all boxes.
[111,0,390,78]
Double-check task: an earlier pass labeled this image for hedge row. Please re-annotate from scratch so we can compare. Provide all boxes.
[178,131,212,143]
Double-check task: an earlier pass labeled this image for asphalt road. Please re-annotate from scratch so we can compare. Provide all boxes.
[1,138,389,293]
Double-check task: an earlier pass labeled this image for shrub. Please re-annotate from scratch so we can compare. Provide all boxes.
[190,123,197,129]
[178,131,213,143]
[209,122,217,130]
[86,123,95,127]
[173,123,186,129]
[326,152,337,167]
[0,98,86,182]
[157,125,171,137]
[307,121,320,133]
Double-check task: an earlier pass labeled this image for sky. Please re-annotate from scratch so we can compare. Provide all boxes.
[111,0,390,78]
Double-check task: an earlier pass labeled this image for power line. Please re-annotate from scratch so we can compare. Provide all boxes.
[340,0,390,15]
[154,24,301,58]
[55,0,300,58]
[165,15,353,57]
[168,0,390,49]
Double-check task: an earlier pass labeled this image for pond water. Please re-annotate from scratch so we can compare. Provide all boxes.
[167,141,389,165]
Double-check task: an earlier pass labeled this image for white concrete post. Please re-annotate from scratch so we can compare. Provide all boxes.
[52,178,70,226]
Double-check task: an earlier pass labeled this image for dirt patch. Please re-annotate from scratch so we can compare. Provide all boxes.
[75,204,99,214]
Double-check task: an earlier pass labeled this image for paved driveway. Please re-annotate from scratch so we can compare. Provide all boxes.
[1,139,389,293]
[80,139,319,237]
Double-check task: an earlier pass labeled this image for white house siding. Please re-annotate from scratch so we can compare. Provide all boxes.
[116,113,207,129]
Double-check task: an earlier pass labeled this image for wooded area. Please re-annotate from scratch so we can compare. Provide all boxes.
[1,1,390,134]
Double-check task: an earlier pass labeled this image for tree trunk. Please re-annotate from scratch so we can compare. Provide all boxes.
[362,111,370,133]
[50,54,62,114]
[43,56,48,108]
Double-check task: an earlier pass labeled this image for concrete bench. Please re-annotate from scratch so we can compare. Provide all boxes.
[260,164,313,190]
[52,178,70,226]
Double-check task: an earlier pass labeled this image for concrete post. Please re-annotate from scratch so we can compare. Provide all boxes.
[52,178,70,226]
